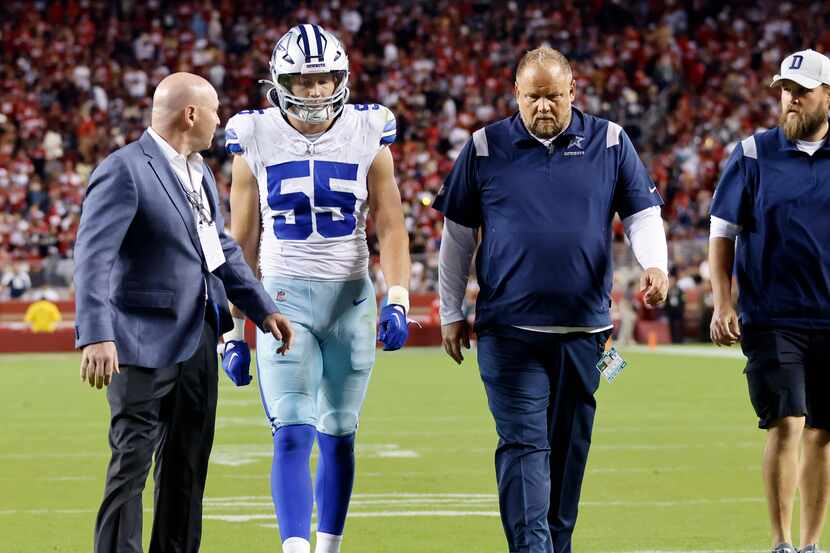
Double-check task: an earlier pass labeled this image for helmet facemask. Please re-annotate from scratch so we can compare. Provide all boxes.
[268,68,349,124]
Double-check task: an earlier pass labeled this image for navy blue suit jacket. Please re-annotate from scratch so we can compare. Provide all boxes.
[73,131,277,369]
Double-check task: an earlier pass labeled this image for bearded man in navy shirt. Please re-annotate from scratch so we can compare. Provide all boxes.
[710,49,830,553]
[433,47,669,553]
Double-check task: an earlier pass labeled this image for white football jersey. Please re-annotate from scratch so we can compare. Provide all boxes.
[225,104,396,280]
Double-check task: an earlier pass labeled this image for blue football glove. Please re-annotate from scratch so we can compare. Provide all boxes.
[378,304,408,351]
[220,340,252,386]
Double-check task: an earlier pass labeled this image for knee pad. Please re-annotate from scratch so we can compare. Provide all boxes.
[270,392,317,432]
[317,410,359,437]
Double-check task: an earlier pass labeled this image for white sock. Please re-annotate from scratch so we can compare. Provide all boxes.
[314,532,343,553]
[283,537,311,553]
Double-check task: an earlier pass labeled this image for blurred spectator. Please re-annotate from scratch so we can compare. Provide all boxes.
[24,295,61,332]
[2,262,31,299]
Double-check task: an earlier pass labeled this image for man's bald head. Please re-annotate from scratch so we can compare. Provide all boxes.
[151,72,217,128]
[150,72,220,155]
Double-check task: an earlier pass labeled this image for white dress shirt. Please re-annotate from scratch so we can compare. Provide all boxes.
[146,127,209,226]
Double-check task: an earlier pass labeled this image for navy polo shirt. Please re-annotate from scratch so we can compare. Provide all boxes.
[433,107,662,330]
[711,127,830,329]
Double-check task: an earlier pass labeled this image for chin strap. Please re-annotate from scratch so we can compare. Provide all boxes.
[257,80,349,124]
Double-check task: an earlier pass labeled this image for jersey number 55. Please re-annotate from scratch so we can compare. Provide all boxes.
[266,160,359,240]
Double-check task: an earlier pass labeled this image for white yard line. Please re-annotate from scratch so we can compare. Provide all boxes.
[204,493,497,502]
[0,452,102,460]
[0,494,765,520]
[209,443,420,466]
[11,438,756,464]
[210,511,501,523]
[0,508,94,515]
[204,493,764,510]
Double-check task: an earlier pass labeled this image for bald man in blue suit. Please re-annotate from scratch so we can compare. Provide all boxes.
[74,72,293,553]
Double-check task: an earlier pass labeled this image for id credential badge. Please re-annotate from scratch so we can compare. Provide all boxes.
[596,347,627,383]
[197,221,226,272]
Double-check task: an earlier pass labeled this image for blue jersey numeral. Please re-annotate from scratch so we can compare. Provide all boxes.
[265,160,359,240]
[266,161,313,240]
[314,161,358,238]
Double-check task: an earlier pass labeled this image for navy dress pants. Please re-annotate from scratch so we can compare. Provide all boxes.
[477,325,609,553]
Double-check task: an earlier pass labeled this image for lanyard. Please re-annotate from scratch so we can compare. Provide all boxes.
[182,184,213,226]
[177,164,213,226]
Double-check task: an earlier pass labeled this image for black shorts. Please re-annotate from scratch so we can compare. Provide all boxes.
[741,326,830,430]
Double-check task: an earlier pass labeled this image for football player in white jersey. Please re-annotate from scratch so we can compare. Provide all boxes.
[220,24,411,553]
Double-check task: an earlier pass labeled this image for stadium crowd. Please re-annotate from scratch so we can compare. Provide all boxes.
[1,0,828,331]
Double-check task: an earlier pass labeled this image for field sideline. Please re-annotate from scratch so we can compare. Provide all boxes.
[1,345,820,553]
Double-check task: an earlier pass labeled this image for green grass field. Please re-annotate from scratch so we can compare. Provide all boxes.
[0,345,819,553]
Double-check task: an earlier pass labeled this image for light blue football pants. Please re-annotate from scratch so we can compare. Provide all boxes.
[255,276,377,436]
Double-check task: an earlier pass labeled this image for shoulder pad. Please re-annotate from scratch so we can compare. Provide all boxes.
[376,105,396,146]
[351,103,396,146]
[225,110,264,154]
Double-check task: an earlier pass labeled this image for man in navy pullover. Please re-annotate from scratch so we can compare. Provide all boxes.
[710,49,830,553]
[433,47,669,553]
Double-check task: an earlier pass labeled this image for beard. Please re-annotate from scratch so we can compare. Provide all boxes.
[530,115,565,138]
[779,105,827,141]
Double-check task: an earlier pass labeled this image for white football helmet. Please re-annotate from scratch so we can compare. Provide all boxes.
[262,24,350,124]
